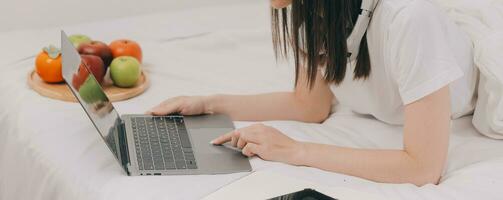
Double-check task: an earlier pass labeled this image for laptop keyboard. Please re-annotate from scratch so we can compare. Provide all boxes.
[131,116,197,171]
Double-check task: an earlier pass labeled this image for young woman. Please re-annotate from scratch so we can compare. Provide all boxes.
[149,0,477,186]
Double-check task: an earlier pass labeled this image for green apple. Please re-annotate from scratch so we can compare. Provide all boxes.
[68,34,92,48]
[110,56,141,88]
[78,76,107,104]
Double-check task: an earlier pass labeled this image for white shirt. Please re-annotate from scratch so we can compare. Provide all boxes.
[330,0,478,125]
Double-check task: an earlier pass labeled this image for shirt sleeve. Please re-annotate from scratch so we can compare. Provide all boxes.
[385,1,464,105]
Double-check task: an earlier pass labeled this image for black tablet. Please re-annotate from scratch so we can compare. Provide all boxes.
[268,188,337,200]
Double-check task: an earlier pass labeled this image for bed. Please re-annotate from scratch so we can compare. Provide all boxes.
[1,1,503,200]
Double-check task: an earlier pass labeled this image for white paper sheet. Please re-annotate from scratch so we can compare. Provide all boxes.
[203,171,389,200]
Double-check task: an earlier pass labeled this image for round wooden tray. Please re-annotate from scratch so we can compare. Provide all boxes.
[27,69,149,102]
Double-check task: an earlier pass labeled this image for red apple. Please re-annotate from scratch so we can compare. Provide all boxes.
[71,55,106,90]
[78,41,113,68]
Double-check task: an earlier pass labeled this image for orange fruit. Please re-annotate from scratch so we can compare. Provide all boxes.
[109,39,142,63]
[35,45,63,83]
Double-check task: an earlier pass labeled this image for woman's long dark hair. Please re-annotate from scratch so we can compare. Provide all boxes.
[272,0,371,88]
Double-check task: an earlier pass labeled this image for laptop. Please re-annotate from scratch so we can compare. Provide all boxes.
[60,30,251,176]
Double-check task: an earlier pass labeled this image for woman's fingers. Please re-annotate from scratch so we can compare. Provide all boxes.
[238,127,261,144]
[237,137,247,149]
[230,132,239,147]
[148,100,180,116]
[211,130,236,145]
[212,125,264,146]
[242,143,261,157]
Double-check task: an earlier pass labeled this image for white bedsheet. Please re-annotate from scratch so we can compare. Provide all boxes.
[1,2,503,200]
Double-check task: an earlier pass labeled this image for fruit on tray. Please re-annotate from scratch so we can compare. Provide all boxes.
[78,76,107,104]
[32,35,144,99]
[35,45,63,83]
[71,55,106,90]
[81,54,106,84]
[109,39,142,63]
[68,34,92,48]
[110,56,141,88]
[78,41,113,67]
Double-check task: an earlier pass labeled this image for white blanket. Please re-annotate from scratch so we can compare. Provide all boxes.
[1,2,503,200]
[432,0,503,138]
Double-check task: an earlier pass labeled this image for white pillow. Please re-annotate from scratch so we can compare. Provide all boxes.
[432,0,503,139]
[472,32,503,139]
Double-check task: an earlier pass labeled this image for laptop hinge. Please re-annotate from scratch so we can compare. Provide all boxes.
[117,119,131,175]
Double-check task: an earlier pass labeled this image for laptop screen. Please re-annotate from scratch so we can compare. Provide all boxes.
[60,31,125,169]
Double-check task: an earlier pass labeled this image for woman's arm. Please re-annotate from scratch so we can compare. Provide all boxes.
[297,87,451,185]
[150,68,334,123]
[212,86,451,186]
[205,70,333,122]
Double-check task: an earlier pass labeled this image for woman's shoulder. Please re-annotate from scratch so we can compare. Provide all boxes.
[378,0,447,24]
[369,0,450,52]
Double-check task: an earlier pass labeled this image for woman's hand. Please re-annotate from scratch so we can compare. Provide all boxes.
[211,123,304,165]
[147,96,210,116]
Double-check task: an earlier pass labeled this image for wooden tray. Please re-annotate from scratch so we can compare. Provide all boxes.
[27,69,149,102]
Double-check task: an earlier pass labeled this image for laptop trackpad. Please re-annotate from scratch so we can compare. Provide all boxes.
[189,128,239,154]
